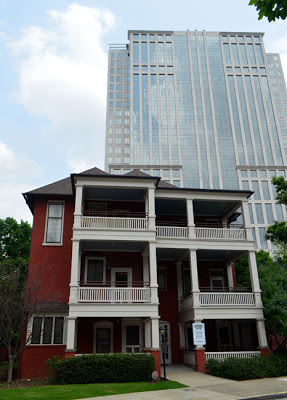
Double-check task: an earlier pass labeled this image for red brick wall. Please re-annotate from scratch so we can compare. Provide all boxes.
[18,345,66,379]
[28,196,74,304]
[158,261,181,364]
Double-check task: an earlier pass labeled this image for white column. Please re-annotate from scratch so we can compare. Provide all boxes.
[151,317,160,349]
[142,253,150,286]
[256,319,268,348]
[149,243,158,304]
[248,251,263,307]
[69,240,80,303]
[148,187,156,231]
[227,262,234,289]
[190,250,200,306]
[179,323,186,349]
[242,200,253,241]
[66,317,77,351]
[74,184,83,228]
[176,261,183,310]
[144,319,151,349]
[186,199,195,239]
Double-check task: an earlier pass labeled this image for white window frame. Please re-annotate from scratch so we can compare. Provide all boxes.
[111,267,132,287]
[84,257,106,284]
[93,321,113,354]
[209,269,224,290]
[27,314,67,345]
[43,201,65,246]
[122,318,143,353]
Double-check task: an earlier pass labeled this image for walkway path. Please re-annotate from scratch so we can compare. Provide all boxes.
[79,364,287,400]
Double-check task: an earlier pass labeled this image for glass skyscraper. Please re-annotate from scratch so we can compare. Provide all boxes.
[105,30,287,250]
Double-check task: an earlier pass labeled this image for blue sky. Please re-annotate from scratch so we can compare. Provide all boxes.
[0,0,287,223]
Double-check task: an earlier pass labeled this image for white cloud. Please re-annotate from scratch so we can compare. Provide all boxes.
[0,142,42,222]
[6,3,116,171]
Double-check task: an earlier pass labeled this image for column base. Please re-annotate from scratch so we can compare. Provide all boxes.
[194,346,206,373]
[149,350,161,378]
[259,348,270,357]
[65,349,76,357]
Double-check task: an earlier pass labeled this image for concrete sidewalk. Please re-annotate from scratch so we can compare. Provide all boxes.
[79,364,287,400]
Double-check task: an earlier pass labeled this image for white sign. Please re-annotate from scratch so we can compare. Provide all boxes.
[192,322,206,346]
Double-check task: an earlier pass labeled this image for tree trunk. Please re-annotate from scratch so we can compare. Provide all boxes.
[7,355,14,384]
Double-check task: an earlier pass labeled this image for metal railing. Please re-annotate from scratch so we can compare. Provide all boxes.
[205,351,260,361]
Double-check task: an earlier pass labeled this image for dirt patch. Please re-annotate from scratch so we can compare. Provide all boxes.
[0,378,48,389]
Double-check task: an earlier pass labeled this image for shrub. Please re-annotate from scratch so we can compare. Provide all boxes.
[0,362,18,382]
[206,354,287,380]
[46,353,155,384]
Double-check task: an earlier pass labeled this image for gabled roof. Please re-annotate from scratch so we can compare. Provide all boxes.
[122,169,153,178]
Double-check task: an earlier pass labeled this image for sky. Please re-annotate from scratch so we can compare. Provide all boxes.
[0,0,287,224]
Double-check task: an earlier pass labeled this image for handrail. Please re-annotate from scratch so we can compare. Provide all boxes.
[79,281,149,287]
[199,287,252,292]
[83,211,147,217]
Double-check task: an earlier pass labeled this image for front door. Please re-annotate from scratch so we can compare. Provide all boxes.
[159,321,172,365]
[93,322,113,354]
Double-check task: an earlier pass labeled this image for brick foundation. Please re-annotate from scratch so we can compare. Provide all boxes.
[65,352,76,357]
[260,348,270,357]
[149,350,161,378]
[194,347,206,373]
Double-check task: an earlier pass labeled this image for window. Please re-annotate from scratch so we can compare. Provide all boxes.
[85,258,106,283]
[126,325,140,353]
[45,202,64,244]
[31,316,65,344]
[157,267,166,290]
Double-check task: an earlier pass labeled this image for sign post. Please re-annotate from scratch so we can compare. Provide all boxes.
[160,325,167,380]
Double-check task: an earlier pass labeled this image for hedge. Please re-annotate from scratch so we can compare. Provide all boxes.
[46,353,155,384]
[206,354,287,380]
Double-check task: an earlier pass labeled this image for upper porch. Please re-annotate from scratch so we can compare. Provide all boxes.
[72,174,253,245]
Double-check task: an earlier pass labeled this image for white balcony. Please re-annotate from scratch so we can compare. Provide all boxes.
[77,286,151,303]
[195,226,246,240]
[80,216,148,231]
[205,351,260,361]
[156,226,188,238]
[199,292,255,306]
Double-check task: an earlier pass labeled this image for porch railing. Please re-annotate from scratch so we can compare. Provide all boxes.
[205,351,260,361]
[195,227,246,240]
[80,216,148,231]
[77,286,151,303]
[199,292,256,306]
[156,226,188,238]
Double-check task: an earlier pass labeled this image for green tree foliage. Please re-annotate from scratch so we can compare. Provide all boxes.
[0,217,32,264]
[249,0,287,22]
[266,177,287,245]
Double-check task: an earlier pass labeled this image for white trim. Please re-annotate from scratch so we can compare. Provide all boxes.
[93,321,113,353]
[43,201,65,245]
[121,318,143,353]
[84,257,106,284]
[209,269,225,290]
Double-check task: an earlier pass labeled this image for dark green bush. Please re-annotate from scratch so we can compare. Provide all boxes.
[46,353,155,384]
[0,362,18,382]
[206,354,287,380]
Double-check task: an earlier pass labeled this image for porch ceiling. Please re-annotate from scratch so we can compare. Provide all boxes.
[84,187,145,201]
[156,248,187,260]
[197,249,246,262]
[81,240,147,252]
[193,200,240,218]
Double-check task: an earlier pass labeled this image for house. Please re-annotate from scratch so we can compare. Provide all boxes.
[18,167,269,379]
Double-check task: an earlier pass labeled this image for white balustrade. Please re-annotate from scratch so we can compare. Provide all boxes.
[195,227,246,240]
[156,226,188,238]
[77,287,151,303]
[205,351,260,361]
[81,216,148,231]
[199,292,255,306]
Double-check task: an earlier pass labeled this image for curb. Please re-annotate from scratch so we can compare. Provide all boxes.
[240,392,287,400]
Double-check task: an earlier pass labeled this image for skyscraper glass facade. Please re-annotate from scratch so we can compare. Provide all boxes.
[105,30,287,249]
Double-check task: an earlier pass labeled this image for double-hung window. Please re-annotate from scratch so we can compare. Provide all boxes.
[45,202,64,244]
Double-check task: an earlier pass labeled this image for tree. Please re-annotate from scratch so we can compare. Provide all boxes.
[249,0,287,22]
[266,177,287,245]
[0,262,57,383]
[0,217,32,264]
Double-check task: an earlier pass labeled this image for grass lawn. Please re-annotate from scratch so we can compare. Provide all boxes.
[0,380,187,400]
